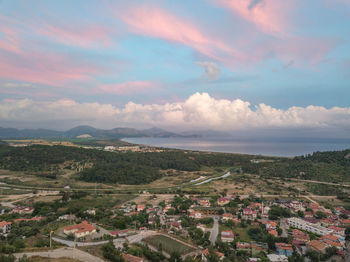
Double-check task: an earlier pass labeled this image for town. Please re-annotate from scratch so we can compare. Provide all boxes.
[1,190,349,262]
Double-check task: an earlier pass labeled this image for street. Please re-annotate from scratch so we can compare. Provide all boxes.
[209,217,219,244]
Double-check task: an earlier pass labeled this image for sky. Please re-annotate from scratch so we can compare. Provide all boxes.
[0,0,350,137]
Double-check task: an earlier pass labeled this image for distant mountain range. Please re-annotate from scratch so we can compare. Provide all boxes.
[0,125,200,139]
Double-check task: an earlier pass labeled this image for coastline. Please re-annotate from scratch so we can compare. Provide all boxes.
[121,137,350,157]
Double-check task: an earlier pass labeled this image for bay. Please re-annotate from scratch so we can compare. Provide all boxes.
[123,137,350,157]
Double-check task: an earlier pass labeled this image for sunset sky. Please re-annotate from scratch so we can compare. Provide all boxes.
[0,0,349,136]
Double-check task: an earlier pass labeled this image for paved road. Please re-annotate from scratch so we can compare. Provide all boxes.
[52,230,159,248]
[14,247,105,262]
[280,218,288,238]
[209,217,219,245]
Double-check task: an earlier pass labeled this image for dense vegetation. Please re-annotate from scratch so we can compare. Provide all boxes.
[0,143,261,185]
[243,149,350,183]
[1,142,349,185]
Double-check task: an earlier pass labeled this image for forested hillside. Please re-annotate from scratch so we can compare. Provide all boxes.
[1,143,348,185]
[0,143,261,185]
[243,149,350,182]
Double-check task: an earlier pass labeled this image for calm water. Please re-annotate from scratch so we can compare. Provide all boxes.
[123,137,350,157]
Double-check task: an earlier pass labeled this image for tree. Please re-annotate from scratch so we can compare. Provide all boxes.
[169,252,182,262]
[297,210,304,218]
[315,211,326,219]
[102,241,125,262]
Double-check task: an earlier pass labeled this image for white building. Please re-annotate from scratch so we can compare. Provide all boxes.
[267,254,288,262]
[287,217,332,236]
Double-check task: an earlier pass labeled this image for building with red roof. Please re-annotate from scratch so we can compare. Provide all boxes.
[14,216,45,223]
[0,221,11,234]
[64,221,96,238]
[221,230,234,242]
[275,243,293,257]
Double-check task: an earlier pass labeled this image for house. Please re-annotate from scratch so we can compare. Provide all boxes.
[58,214,77,221]
[85,209,96,216]
[236,242,268,256]
[262,221,277,229]
[122,253,144,262]
[14,216,46,223]
[242,208,257,220]
[329,226,345,237]
[64,221,96,238]
[137,205,146,212]
[275,243,293,257]
[104,146,117,151]
[248,203,262,210]
[290,201,305,211]
[292,229,310,243]
[197,224,206,232]
[189,211,202,219]
[221,230,234,242]
[267,254,288,262]
[268,229,278,237]
[12,206,34,214]
[202,248,224,261]
[170,221,182,230]
[303,211,313,218]
[339,219,350,227]
[217,197,230,206]
[236,242,251,250]
[222,213,233,221]
[307,240,327,254]
[110,229,128,237]
[320,235,344,250]
[199,199,211,207]
[0,221,11,235]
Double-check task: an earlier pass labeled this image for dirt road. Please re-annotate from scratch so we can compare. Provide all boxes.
[14,247,104,262]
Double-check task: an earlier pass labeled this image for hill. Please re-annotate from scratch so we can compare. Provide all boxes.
[0,125,192,139]
[243,149,350,183]
[0,143,265,185]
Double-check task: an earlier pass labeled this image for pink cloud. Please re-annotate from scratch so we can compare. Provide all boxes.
[116,6,248,63]
[273,37,337,66]
[0,25,22,54]
[36,22,113,48]
[0,51,100,86]
[99,81,158,95]
[214,0,294,35]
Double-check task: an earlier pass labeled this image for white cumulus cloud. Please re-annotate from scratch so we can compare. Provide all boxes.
[0,93,350,136]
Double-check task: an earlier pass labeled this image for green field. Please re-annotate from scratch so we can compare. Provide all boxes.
[144,235,195,255]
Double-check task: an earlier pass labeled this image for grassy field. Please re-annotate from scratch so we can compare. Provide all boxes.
[144,235,195,255]
[219,224,260,242]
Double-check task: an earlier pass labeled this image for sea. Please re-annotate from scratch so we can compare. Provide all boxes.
[123,137,350,157]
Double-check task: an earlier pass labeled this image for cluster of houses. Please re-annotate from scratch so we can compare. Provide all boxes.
[1,195,350,262]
